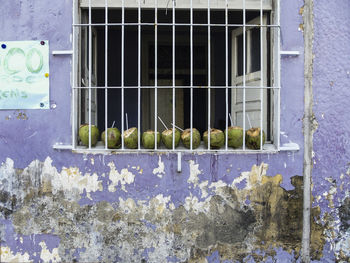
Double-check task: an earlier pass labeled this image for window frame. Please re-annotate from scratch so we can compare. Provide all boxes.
[70,0,281,153]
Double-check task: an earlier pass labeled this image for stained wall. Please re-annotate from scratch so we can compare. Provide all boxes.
[0,0,347,262]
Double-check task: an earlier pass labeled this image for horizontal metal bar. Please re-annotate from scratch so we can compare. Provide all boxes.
[52,50,73,55]
[73,23,280,28]
[71,149,279,154]
[280,50,300,56]
[79,0,273,10]
[73,85,281,89]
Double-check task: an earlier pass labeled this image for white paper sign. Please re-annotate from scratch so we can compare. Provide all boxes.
[0,40,50,109]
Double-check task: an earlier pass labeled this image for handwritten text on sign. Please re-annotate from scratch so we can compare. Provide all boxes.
[0,41,49,109]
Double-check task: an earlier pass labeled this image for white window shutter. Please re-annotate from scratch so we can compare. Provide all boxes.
[231,15,268,133]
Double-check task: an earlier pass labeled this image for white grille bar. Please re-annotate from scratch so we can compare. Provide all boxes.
[73,23,279,27]
[225,0,228,150]
[154,0,158,150]
[260,0,263,150]
[104,0,108,150]
[207,0,211,150]
[190,0,193,150]
[138,0,141,149]
[88,0,92,149]
[121,0,125,150]
[172,0,176,150]
[73,86,281,89]
[72,0,78,148]
[80,0,273,10]
[242,0,246,150]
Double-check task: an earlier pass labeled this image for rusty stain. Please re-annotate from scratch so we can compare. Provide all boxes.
[298,23,304,32]
[0,161,327,262]
[16,112,28,120]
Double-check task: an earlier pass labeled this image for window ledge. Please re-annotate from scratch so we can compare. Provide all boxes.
[279,142,300,151]
[53,143,73,150]
[53,142,300,154]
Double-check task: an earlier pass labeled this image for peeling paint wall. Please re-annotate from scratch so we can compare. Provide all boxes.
[312,0,350,262]
[0,0,347,262]
[2,158,322,262]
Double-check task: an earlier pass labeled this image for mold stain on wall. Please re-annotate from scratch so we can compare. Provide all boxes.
[0,158,326,262]
[313,167,350,262]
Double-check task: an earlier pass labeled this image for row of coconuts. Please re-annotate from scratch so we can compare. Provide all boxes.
[79,124,265,150]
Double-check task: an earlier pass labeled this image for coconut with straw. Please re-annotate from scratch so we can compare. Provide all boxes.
[122,113,139,149]
[225,113,243,149]
[79,124,100,147]
[170,123,201,149]
[158,117,180,149]
[162,128,180,149]
[181,128,201,149]
[101,122,121,149]
[123,127,138,149]
[244,114,265,150]
[245,127,266,150]
[203,128,225,149]
[142,130,161,149]
[225,126,243,148]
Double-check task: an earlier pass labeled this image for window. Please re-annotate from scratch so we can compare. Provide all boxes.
[71,0,280,152]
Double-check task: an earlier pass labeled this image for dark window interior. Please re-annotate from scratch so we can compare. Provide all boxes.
[81,9,269,135]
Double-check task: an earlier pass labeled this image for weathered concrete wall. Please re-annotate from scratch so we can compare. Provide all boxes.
[0,0,347,262]
[2,156,324,262]
[311,0,350,262]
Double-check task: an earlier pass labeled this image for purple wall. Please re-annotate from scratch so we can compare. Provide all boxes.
[312,0,350,261]
[0,0,347,262]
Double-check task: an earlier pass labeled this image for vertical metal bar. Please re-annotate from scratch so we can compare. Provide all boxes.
[155,0,158,150]
[277,0,281,150]
[105,0,108,150]
[121,0,125,149]
[88,0,92,149]
[190,0,193,150]
[260,0,263,150]
[138,0,141,149]
[277,88,280,148]
[207,0,211,150]
[72,0,77,149]
[225,0,228,150]
[242,0,246,150]
[172,0,176,150]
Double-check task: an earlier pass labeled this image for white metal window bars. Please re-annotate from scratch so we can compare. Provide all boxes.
[71,0,281,153]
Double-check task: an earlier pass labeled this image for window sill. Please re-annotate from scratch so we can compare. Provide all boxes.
[53,142,300,154]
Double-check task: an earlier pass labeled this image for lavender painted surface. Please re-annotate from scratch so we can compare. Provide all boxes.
[0,0,72,166]
[0,0,345,262]
[312,0,350,261]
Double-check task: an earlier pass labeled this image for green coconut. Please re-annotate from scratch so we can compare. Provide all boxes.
[203,128,225,149]
[181,128,201,149]
[123,127,138,149]
[101,128,121,149]
[161,128,180,149]
[79,124,100,147]
[142,130,161,149]
[225,126,244,149]
[245,127,266,150]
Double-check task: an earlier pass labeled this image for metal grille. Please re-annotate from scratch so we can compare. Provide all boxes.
[71,0,281,153]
